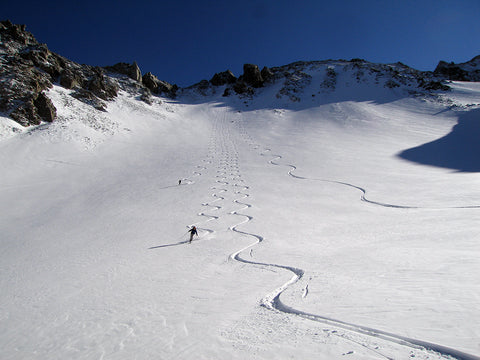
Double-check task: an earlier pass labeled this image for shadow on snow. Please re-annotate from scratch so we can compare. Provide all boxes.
[149,240,191,249]
[398,109,480,172]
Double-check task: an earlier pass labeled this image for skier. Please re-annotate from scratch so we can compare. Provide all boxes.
[178,179,182,185]
[188,226,198,243]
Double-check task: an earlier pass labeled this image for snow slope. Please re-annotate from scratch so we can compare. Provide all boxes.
[1,76,480,360]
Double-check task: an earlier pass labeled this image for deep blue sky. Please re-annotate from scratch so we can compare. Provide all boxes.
[2,0,479,87]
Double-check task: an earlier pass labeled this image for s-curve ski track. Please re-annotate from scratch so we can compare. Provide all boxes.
[185,105,480,360]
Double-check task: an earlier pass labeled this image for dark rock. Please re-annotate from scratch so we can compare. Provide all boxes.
[86,68,118,100]
[17,43,64,83]
[434,56,480,81]
[104,62,142,82]
[261,66,274,82]
[419,80,450,91]
[142,72,157,91]
[196,79,210,90]
[242,63,264,87]
[87,76,105,96]
[72,89,108,111]
[0,21,57,126]
[34,92,56,122]
[59,69,81,89]
[210,70,236,86]
[233,80,254,95]
[222,88,231,97]
[142,72,177,97]
[10,100,41,126]
[0,20,37,46]
[0,20,124,126]
[434,61,469,81]
[140,88,153,105]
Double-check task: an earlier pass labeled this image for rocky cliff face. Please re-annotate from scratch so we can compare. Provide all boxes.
[0,20,176,127]
[0,20,117,125]
[434,55,480,81]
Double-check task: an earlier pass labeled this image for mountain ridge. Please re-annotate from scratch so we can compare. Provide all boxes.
[0,20,478,128]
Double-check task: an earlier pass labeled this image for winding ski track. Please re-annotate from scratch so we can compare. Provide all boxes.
[227,194,480,359]
[218,108,480,360]
[163,106,479,360]
[261,149,480,210]
[150,104,478,359]
[252,147,480,359]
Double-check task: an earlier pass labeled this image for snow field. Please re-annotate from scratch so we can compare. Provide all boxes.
[0,82,479,359]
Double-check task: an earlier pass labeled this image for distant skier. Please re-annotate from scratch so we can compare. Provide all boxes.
[188,226,198,243]
[178,179,182,185]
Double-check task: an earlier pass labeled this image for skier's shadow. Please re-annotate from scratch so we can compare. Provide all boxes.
[149,240,190,249]
[158,182,193,190]
[158,185,181,190]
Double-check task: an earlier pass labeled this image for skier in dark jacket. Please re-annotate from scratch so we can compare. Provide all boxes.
[189,226,198,243]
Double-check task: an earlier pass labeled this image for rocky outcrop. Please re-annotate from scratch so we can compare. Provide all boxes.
[232,80,254,95]
[142,72,178,97]
[59,69,82,89]
[34,92,56,122]
[0,21,172,126]
[261,66,274,83]
[140,88,153,105]
[242,63,264,88]
[10,99,41,126]
[210,70,236,86]
[0,20,36,46]
[206,64,270,96]
[417,79,450,91]
[104,62,142,82]
[228,64,274,95]
[0,20,121,126]
[1,21,55,125]
[86,67,119,100]
[434,55,480,81]
[72,89,108,111]
[189,65,270,96]
[7,91,56,126]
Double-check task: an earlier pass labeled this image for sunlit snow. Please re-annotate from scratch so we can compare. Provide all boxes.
[1,74,479,359]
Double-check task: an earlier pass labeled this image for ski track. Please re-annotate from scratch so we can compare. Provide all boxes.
[155,106,479,360]
[224,110,479,360]
[260,149,480,210]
